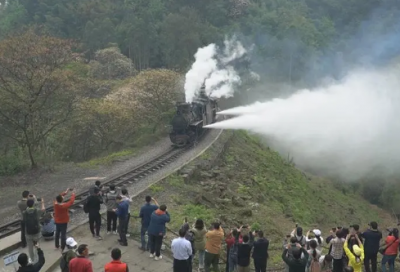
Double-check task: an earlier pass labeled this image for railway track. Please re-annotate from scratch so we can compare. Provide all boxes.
[0,145,192,240]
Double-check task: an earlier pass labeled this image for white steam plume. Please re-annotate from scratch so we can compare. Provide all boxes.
[184,37,247,103]
[206,66,400,181]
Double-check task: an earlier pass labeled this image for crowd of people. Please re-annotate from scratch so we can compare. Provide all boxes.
[15,181,400,272]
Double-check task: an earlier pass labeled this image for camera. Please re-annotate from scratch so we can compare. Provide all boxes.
[69,188,74,191]
[37,198,42,202]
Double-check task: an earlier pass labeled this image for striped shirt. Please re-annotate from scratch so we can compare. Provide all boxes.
[329,237,345,259]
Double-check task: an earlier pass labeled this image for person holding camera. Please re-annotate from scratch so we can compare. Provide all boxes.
[204,222,224,272]
[344,233,364,272]
[252,230,269,272]
[17,191,39,247]
[23,198,45,263]
[54,188,76,251]
[361,221,382,272]
[381,228,399,272]
[282,243,309,272]
[17,243,45,272]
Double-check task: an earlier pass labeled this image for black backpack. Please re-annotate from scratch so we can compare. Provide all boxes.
[23,209,40,235]
[83,197,89,214]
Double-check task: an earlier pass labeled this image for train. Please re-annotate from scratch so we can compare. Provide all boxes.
[169,84,218,147]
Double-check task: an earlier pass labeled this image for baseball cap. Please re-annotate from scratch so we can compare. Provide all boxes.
[313,229,322,236]
[66,237,78,247]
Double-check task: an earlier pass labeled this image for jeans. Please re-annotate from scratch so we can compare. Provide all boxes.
[55,223,68,250]
[254,258,267,272]
[118,217,127,244]
[381,254,396,272]
[149,234,163,257]
[197,250,205,268]
[107,211,117,232]
[89,213,101,236]
[141,225,150,250]
[21,221,26,247]
[204,251,220,272]
[174,258,190,272]
[26,233,40,263]
[364,253,378,272]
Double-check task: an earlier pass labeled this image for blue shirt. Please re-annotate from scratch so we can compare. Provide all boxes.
[115,200,129,219]
[139,203,158,227]
[42,218,55,234]
[147,211,170,236]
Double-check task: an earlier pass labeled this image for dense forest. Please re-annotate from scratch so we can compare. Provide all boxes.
[1,0,400,211]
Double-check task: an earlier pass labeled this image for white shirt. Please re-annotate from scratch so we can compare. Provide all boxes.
[171,237,192,260]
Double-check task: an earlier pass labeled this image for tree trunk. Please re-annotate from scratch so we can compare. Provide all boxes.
[27,143,37,169]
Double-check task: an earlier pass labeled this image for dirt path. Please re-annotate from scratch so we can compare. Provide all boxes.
[0,137,172,225]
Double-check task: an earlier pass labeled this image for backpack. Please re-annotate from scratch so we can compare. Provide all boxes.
[309,258,321,272]
[59,252,69,272]
[83,197,89,214]
[23,209,39,235]
[296,236,305,246]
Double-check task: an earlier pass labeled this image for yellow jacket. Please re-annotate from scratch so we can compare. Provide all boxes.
[344,241,364,272]
[205,227,224,254]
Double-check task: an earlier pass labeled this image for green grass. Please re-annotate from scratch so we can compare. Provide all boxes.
[77,149,135,168]
[150,184,163,193]
[167,174,184,187]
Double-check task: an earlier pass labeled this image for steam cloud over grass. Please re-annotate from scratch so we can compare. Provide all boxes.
[184,37,247,103]
[207,66,400,181]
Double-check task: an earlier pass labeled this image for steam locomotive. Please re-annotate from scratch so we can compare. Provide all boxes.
[169,84,218,147]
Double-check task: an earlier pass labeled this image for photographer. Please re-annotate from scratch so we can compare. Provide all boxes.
[381,228,399,272]
[361,221,382,272]
[23,198,45,263]
[17,243,45,272]
[282,243,309,272]
[17,191,39,247]
[252,230,269,272]
[54,188,76,251]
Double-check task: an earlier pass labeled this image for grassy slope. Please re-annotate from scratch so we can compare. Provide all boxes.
[129,131,393,267]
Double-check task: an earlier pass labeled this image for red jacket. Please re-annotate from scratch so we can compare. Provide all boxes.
[385,236,400,255]
[225,234,243,250]
[69,256,93,272]
[54,192,75,224]
[105,260,129,272]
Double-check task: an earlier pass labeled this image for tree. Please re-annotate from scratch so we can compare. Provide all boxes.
[110,69,182,131]
[0,29,80,168]
[89,46,134,79]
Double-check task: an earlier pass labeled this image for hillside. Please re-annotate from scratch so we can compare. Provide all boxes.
[130,131,394,267]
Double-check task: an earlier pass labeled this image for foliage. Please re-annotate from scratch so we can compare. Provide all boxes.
[0,29,80,168]
[89,46,134,80]
[2,0,397,78]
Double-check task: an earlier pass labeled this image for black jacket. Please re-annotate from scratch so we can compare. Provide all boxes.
[362,229,382,255]
[17,248,45,272]
[237,232,254,267]
[86,195,103,216]
[252,237,269,260]
[282,248,309,272]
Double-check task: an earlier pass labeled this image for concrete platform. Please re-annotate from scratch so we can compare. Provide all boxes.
[48,223,173,272]
[0,234,65,272]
